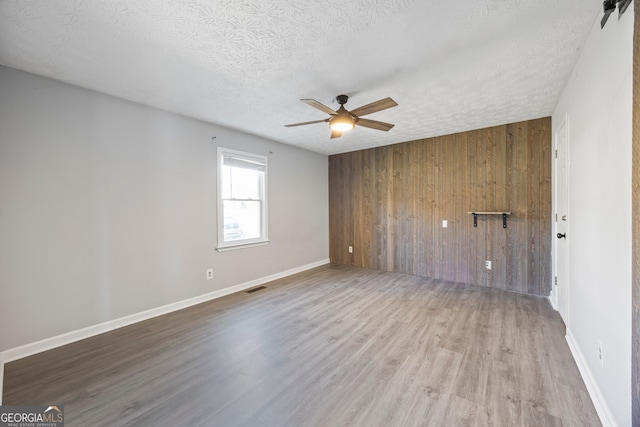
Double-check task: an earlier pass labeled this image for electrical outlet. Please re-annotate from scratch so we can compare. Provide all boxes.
[485,260,492,270]
[206,268,213,280]
[348,246,353,253]
[598,341,603,367]
[442,220,448,228]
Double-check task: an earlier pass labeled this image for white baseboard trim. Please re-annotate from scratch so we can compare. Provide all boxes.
[548,287,557,311]
[565,329,617,427]
[0,259,330,404]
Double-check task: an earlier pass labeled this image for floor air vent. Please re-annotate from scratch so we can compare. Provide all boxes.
[245,286,267,294]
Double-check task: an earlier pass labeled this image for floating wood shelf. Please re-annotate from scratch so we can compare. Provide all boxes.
[468,212,511,228]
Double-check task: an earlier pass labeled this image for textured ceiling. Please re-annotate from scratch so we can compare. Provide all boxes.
[0,0,599,155]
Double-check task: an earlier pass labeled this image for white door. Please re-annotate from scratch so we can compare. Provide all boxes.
[555,120,569,325]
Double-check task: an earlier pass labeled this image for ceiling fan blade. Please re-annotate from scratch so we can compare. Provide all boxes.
[284,119,329,127]
[349,97,398,117]
[301,99,337,115]
[330,130,342,139]
[356,118,395,132]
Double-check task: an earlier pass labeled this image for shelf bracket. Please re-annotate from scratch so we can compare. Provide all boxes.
[468,212,511,229]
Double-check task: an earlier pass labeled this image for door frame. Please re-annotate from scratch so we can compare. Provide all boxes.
[553,114,570,327]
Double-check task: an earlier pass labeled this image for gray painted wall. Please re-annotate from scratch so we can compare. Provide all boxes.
[0,66,329,352]
[552,11,632,426]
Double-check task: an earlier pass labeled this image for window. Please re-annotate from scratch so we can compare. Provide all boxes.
[217,147,268,250]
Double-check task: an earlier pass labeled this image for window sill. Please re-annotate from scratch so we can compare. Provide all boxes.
[216,240,270,252]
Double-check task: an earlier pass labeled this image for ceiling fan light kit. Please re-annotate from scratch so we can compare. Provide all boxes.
[285,94,397,139]
[329,115,356,132]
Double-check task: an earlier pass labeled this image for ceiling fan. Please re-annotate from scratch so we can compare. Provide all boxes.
[285,94,398,139]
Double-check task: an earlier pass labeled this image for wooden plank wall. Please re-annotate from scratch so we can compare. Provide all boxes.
[329,117,552,295]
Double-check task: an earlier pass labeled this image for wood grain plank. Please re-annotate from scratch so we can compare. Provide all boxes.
[424,137,436,279]
[467,131,487,286]
[505,125,516,291]
[526,120,539,294]
[3,265,599,426]
[440,135,452,282]
[328,119,552,296]
[374,147,387,270]
[494,125,508,290]
[352,151,362,267]
[433,136,442,280]
[514,121,529,293]
[459,131,471,285]
[366,149,376,268]
[409,141,422,277]
[392,144,406,273]
[485,126,496,288]
[537,118,552,295]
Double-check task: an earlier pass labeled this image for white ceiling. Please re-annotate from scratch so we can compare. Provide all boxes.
[0,0,600,155]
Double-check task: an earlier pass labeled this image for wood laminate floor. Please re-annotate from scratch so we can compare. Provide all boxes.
[3,264,600,426]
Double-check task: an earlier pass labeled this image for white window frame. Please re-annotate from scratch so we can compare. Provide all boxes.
[216,147,269,251]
